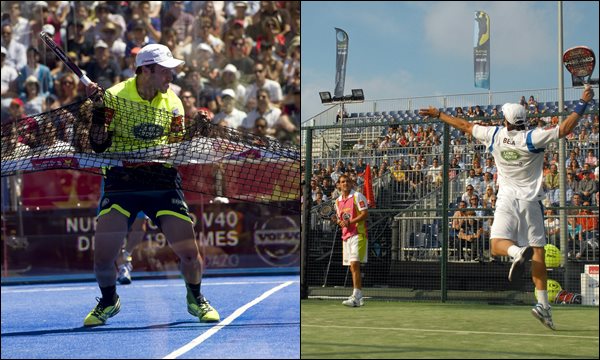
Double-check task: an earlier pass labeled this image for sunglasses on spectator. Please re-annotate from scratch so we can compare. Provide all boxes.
[255,124,266,128]
[62,81,75,85]
[255,68,265,73]
[2,31,12,35]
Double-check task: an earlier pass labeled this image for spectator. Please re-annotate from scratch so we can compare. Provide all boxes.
[544,208,560,246]
[130,1,162,43]
[125,20,156,59]
[282,36,300,87]
[1,121,31,160]
[457,211,484,261]
[427,158,443,187]
[469,194,485,218]
[409,163,426,197]
[84,40,121,91]
[50,73,80,109]
[578,200,599,256]
[353,138,365,152]
[242,88,293,133]
[21,76,45,115]
[482,184,496,208]
[212,89,246,129]
[584,149,598,167]
[483,157,496,176]
[121,47,141,79]
[1,46,18,99]
[528,95,538,111]
[4,97,25,126]
[259,43,284,83]
[449,156,462,180]
[245,62,283,109]
[320,177,335,199]
[17,46,54,97]
[3,2,30,49]
[578,170,597,203]
[566,171,579,204]
[474,105,485,117]
[472,157,483,177]
[355,158,366,175]
[544,164,560,206]
[227,35,255,82]
[330,164,344,185]
[251,116,268,137]
[99,22,127,63]
[455,107,465,118]
[66,20,94,66]
[464,168,482,190]
[480,172,496,194]
[1,23,26,70]
[219,64,246,105]
[461,184,477,203]
[162,0,195,48]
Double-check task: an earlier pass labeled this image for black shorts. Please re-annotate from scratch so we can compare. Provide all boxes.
[98,188,192,229]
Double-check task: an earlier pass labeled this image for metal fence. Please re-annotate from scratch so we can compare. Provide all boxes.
[301,101,599,303]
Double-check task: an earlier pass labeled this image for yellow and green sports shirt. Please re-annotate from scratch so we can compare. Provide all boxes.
[103,76,184,152]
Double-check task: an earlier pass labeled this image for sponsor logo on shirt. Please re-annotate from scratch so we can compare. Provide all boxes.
[501,150,521,161]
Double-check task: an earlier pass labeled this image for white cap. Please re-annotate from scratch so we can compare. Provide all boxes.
[196,43,214,55]
[221,89,236,99]
[1,46,6,55]
[135,44,185,68]
[34,1,48,8]
[94,39,109,49]
[42,24,55,36]
[501,103,527,126]
[222,63,239,79]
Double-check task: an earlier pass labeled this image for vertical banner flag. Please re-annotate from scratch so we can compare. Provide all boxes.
[474,11,490,90]
[334,27,349,98]
[364,164,376,208]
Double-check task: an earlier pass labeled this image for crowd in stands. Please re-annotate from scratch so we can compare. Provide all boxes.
[306,98,599,262]
[1,1,300,152]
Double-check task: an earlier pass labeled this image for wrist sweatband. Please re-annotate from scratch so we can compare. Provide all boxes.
[574,99,588,116]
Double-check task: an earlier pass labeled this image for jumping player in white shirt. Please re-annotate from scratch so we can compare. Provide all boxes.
[419,85,595,330]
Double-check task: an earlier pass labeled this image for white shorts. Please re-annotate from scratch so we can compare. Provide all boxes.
[490,196,545,247]
[342,234,368,266]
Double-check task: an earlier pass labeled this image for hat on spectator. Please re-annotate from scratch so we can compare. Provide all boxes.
[131,20,145,30]
[135,44,185,68]
[10,98,24,107]
[42,24,55,36]
[501,103,526,126]
[1,46,6,55]
[234,1,248,8]
[25,75,39,85]
[196,43,214,55]
[102,22,118,33]
[34,1,48,9]
[94,39,109,49]
[221,89,236,99]
[222,64,239,79]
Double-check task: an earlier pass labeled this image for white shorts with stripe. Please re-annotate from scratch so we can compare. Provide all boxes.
[342,234,368,266]
[490,196,546,247]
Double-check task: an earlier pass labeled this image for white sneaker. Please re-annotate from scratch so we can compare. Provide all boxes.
[117,264,132,285]
[531,303,555,330]
[342,295,364,307]
[508,246,533,282]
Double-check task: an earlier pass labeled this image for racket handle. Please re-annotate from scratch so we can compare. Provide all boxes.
[80,75,92,87]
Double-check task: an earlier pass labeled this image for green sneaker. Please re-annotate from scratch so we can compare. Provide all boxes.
[186,290,220,322]
[84,296,121,327]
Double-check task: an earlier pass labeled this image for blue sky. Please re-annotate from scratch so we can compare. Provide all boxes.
[301,1,600,123]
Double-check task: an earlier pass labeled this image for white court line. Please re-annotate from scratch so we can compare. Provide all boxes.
[1,281,291,294]
[163,281,295,359]
[303,324,599,340]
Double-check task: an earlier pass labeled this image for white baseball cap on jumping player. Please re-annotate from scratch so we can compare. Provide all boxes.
[501,103,527,126]
[135,44,184,68]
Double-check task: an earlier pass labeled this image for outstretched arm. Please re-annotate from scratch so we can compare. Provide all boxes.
[418,107,474,135]
[559,85,595,138]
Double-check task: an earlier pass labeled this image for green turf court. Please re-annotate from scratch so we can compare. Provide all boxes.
[301,300,599,359]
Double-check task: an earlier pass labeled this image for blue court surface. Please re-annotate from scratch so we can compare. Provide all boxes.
[1,275,299,359]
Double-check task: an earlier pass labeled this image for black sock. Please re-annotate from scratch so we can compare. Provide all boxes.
[100,285,117,305]
[187,282,201,299]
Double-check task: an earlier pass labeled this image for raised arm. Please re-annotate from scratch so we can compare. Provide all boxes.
[418,107,474,135]
[559,85,595,138]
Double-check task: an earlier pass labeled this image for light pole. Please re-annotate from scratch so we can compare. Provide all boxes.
[319,89,365,160]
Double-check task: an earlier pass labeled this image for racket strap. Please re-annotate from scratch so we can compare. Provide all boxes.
[574,99,588,116]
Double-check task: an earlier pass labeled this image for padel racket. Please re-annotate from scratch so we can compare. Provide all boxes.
[563,46,596,85]
[40,31,93,86]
